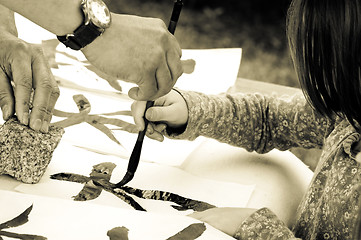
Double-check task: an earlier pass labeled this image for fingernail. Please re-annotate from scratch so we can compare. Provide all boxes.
[22,113,29,125]
[2,105,10,120]
[146,110,153,120]
[41,120,49,133]
[147,127,153,134]
[32,119,42,131]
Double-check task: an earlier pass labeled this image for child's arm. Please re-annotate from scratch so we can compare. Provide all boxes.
[234,207,301,239]
[189,207,301,239]
[132,89,332,153]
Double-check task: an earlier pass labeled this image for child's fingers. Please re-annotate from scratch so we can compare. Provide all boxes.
[154,123,167,133]
[146,123,164,142]
[145,105,175,122]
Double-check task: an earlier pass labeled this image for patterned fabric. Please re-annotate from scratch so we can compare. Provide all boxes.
[235,208,300,240]
[165,90,361,240]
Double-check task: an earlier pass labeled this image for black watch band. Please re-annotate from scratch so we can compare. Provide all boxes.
[57,22,102,50]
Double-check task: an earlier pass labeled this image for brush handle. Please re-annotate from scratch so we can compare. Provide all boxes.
[136,0,183,147]
[168,0,183,34]
[120,0,183,186]
[126,100,154,173]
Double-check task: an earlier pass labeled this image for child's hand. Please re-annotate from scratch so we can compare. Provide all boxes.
[188,207,257,236]
[131,89,188,141]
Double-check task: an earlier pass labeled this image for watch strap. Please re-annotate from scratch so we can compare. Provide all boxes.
[57,22,102,50]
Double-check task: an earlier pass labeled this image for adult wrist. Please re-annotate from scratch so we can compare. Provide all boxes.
[57,0,111,50]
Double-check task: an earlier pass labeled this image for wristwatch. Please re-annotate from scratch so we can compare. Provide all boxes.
[57,0,111,50]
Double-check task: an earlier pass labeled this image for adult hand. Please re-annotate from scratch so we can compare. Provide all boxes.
[131,89,188,141]
[82,13,183,101]
[188,207,257,236]
[0,31,59,132]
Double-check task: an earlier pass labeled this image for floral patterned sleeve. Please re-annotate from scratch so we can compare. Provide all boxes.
[234,208,301,240]
[166,90,333,153]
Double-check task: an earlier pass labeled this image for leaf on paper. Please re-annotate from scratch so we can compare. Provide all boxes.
[166,223,206,240]
[0,205,47,239]
[50,173,90,184]
[182,59,196,74]
[73,94,91,113]
[0,205,32,230]
[107,226,129,240]
[73,162,116,201]
[51,94,137,146]
[119,186,216,212]
[53,162,215,213]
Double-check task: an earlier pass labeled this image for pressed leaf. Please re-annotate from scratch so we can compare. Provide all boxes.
[52,109,74,118]
[50,173,90,184]
[166,223,206,240]
[73,163,116,201]
[87,121,122,146]
[73,94,91,113]
[99,111,132,116]
[51,114,86,128]
[94,179,214,212]
[107,226,129,240]
[51,94,137,145]
[120,186,216,212]
[0,205,33,230]
[88,115,134,128]
[0,231,47,240]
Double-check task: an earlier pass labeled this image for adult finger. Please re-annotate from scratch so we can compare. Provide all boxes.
[11,55,32,126]
[31,51,60,132]
[152,57,174,99]
[131,100,147,131]
[0,70,15,120]
[128,72,158,101]
[166,49,183,84]
[129,54,174,101]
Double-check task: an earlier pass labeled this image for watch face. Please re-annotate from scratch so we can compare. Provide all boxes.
[86,0,111,28]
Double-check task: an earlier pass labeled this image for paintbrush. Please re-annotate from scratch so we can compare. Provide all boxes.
[113,0,184,187]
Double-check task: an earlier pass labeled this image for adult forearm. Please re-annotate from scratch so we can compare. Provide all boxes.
[0,4,17,36]
[0,0,83,36]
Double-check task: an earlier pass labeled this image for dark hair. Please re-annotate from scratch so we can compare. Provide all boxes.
[286,0,361,129]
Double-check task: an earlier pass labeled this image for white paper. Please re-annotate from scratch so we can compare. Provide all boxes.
[15,140,254,213]
[15,13,54,43]
[176,48,242,94]
[0,190,235,240]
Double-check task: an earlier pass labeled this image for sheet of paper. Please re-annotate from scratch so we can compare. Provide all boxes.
[0,190,235,240]
[15,140,254,213]
[176,48,242,94]
[51,44,242,95]
[15,13,54,43]
[46,42,243,166]
[16,13,242,95]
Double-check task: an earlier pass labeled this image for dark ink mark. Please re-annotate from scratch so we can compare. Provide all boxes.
[166,223,206,240]
[107,226,129,240]
[0,205,47,240]
[51,162,215,212]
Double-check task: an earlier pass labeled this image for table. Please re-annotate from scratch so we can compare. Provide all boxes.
[0,14,314,239]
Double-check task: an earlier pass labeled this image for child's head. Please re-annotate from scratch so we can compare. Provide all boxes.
[287,0,361,129]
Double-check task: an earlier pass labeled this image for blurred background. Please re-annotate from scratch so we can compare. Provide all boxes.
[104,0,298,88]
